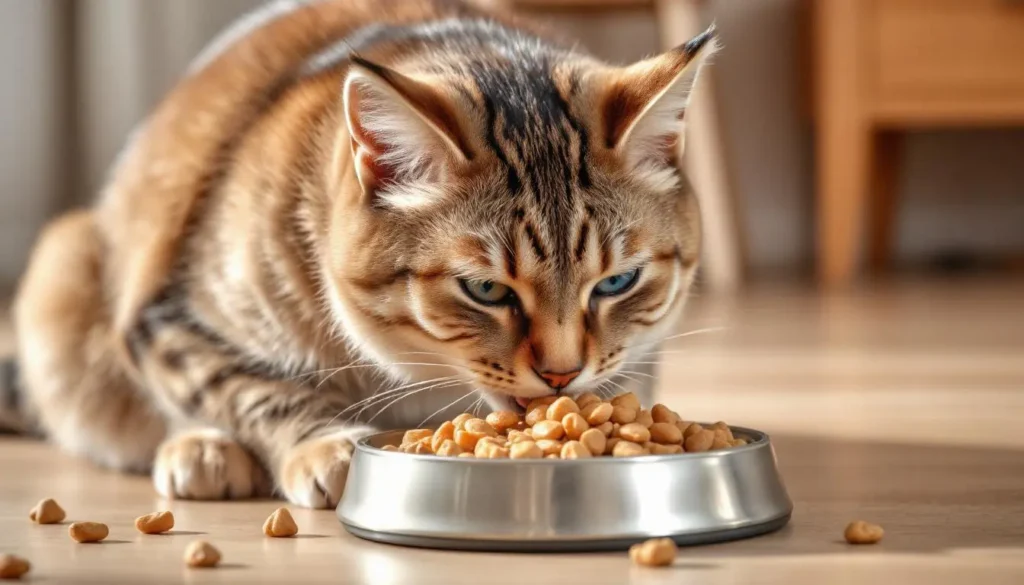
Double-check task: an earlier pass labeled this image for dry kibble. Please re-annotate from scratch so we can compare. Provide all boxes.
[649,422,683,445]
[562,413,589,440]
[711,434,730,450]
[611,423,621,438]
[610,392,641,411]
[545,454,559,459]
[463,418,498,437]
[506,430,532,443]
[604,437,621,455]
[262,508,298,538]
[69,522,108,543]
[575,392,601,409]
[629,537,677,567]
[381,444,399,452]
[635,409,654,428]
[711,421,734,441]
[535,439,564,456]
[402,441,432,454]
[526,396,558,412]
[680,422,703,439]
[844,521,884,544]
[430,421,456,452]
[454,429,486,451]
[509,441,543,459]
[435,439,463,457]
[560,441,592,459]
[651,404,680,424]
[579,428,607,456]
[135,510,175,535]
[402,429,433,446]
[612,440,646,457]
[596,421,614,436]
[475,439,509,459]
[649,443,684,455]
[452,413,474,430]
[684,429,715,453]
[610,405,638,424]
[28,498,65,524]
[532,420,565,441]
[619,423,651,444]
[581,402,614,425]
[184,540,221,568]
[457,452,475,458]
[0,554,30,580]
[486,410,520,433]
[546,396,580,422]
[525,406,547,426]
[729,438,748,447]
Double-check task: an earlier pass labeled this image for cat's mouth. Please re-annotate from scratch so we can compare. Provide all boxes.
[504,396,531,413]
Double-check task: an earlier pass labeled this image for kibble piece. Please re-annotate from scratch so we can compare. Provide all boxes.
[546,396,580,422]
[0,554,30,580]
[560,441,592,459]
[684,429,715,453]
[69,521,109,543]
[729,438,748,447]
[710,434,730,450]
[402,441,432,454]
[596,421,614,436]
[651,404,680,424]
[457,452,475,458]
[454,429,487,451]
[545,454,559,459]
[610,405,638,425]
[619,423,651,444]
[535,439,564,456]
[562,413,589,440]
[28,498,66,524]
[575,392,601,409]
[526,396,558,412]
[610,392,641,411]
[604,437,621,455]
[612,440,646,457]
[475,439,509,459]
[184,541,222,568]
[532,420,565,441]
[649,422,683,445]
[610,423,622,438]
[525,406,547,426]
[135,510,175,535]
[431,421,456,452]
[629,537,677,567]
[509,441,543,459]
[711,421,734,441]
[680,422,703,439]
[402,429,433,446]
[635,409,654,428]
[486,411,520,433]
[581,402,614,426]
[579,428,607,456]
[262,508,298,538]
[452,413,474,430]
[844,521,884,544]
[463,419,497,437]
[381,444,399,452]
[649,443,684,455]
[435,440,464,457]
[506,430,532,443]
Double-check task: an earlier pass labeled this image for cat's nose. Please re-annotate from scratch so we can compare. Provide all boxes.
[536,368,581,390]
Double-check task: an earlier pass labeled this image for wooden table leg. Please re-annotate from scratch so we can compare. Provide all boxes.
[654,0,745,292]
[868,131,903,273]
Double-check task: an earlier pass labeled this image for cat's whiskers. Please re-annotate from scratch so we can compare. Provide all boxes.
[336,375,459,423]
[616,369,656,380]
[365,379,466,425]
[416,388,478,428]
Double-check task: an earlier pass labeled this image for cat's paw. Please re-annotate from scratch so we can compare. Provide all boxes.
[278,427,374,509]
[152,429,266,500]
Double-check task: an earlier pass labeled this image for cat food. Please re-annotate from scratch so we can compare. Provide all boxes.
[184,541,222,568]
[263,507,299,537]
[68,522,109,543]
[844,520,884,544]
[0,554,30,580]
[389,391,744,458]
[135,510,175,534]
[28,498,66,524]
[629,537,677,567]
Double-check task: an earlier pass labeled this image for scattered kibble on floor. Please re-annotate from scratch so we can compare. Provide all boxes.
[629,538,678,567]
[184,541,222,568]
[844,520,884,544]
[0,554,31,580]
[68,521,109,543]
[28,498,65,525]
[135,511,175,534]
[263,507,299,538]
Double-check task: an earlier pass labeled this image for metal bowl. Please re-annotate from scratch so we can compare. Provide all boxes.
[337,425,792,552]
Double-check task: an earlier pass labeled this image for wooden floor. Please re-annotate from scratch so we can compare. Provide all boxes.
[1,277,1023,584]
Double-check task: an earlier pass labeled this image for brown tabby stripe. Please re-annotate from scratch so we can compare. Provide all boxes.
[523,222,548,261]
[574,221,590,262]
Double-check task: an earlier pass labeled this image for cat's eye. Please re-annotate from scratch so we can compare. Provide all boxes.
[459,279,516,306]
[593,268,641,297]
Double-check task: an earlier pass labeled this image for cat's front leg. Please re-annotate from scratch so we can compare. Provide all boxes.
[276,425,376,508]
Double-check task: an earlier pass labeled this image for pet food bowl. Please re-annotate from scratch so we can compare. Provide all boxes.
[337,425,792,551]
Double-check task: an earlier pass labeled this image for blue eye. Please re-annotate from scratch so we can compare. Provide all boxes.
[593,268,641,297]
[459,279,515,306]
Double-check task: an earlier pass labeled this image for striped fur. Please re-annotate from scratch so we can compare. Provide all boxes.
[9,0,715,508]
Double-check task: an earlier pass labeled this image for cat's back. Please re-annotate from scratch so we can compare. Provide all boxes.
[96,0,484,337]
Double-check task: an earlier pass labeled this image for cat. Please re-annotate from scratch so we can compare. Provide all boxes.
[1,0,715,508]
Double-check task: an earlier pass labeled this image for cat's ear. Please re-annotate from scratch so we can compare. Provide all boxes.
[601,25,718,170]
[342,57,473,201]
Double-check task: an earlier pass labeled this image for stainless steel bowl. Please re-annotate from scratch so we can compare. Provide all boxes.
[337,426,792,552]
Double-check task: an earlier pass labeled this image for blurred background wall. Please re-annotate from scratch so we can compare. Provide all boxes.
[1,0,1022,288]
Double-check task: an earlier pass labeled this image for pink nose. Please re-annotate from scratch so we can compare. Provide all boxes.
[537,369,581,390]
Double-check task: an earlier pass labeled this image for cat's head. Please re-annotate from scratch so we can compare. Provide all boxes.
[326,23,716,410]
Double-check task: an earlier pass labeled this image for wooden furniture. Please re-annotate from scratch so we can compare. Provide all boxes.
[494,0,746,292]
[810,0,1024,287]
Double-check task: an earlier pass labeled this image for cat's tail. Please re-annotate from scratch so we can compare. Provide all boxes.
[0,356,36,435]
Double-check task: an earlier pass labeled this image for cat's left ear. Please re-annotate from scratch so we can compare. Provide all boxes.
[341,57,473,203]
[600,25,718,169]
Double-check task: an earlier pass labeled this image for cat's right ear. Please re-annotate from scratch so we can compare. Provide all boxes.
[341,57,473,204]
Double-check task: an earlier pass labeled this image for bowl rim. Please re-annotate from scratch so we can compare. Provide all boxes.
[354,424,771,464]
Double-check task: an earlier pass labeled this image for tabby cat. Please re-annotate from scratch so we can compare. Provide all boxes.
[1,0,715,508]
